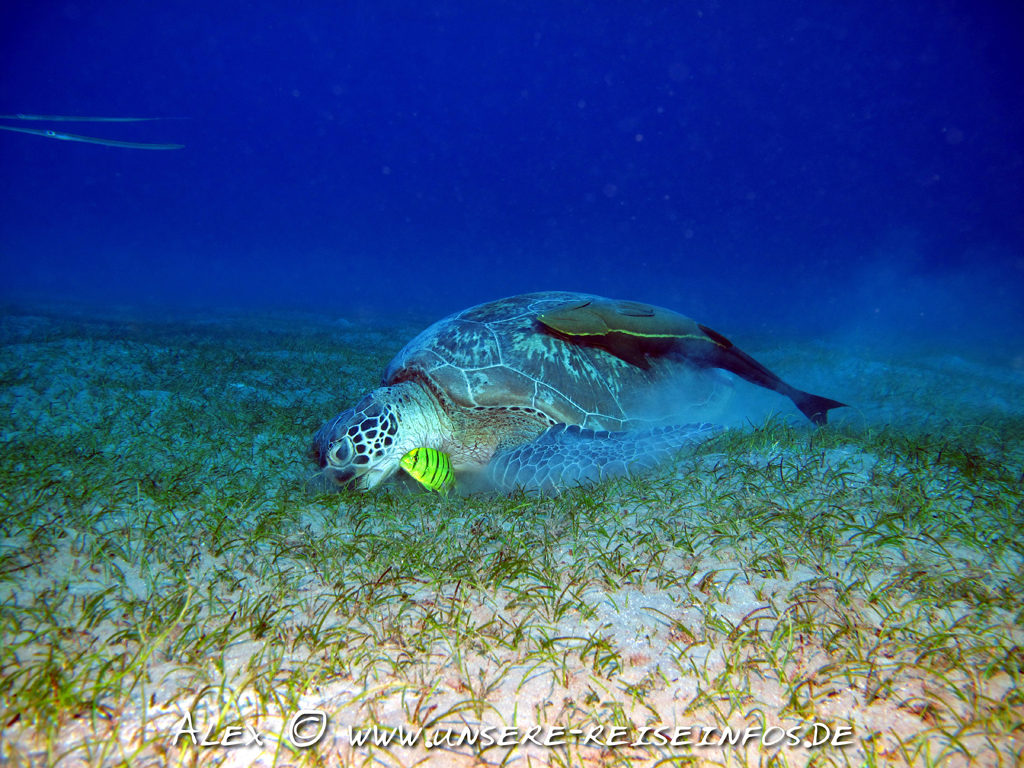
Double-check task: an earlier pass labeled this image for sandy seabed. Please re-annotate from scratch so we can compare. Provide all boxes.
[0,302,1021,767]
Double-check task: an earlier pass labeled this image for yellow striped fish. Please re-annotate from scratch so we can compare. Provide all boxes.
[400,447,454,493]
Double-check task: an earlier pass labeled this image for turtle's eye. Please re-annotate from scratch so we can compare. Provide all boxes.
[327,438,354,467]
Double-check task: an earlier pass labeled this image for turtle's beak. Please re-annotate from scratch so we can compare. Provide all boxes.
[324,468,357,489]
[322,459,393,491]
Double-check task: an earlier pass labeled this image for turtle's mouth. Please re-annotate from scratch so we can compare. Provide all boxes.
[323,465,359,490]
[322,462,393,491]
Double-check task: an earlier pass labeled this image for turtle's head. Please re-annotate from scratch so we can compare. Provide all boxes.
[312,390,404,490]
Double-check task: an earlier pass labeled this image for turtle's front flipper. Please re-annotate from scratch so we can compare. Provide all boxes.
[487,422,719,495]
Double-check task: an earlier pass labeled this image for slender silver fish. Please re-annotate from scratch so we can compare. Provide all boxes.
[0,114,185,149]
[0,114,186,122]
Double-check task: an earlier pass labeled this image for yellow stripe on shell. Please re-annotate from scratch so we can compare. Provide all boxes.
[400,447,454,493]
[537,298,717,344]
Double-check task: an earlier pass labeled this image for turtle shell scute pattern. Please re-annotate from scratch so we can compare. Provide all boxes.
[382,291,726,432]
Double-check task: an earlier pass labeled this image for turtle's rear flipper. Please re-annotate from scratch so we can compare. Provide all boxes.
[487,422,719,495]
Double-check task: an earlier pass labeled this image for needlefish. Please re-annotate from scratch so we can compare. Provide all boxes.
[0,114,185,149]
[400,447,455,493]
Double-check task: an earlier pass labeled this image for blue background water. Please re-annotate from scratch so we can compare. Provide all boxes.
[2,0,1022,344]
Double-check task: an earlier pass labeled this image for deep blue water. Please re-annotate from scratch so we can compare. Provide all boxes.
[1,0,1022,347]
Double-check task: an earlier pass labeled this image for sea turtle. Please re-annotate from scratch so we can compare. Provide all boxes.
[312,291,847,494]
